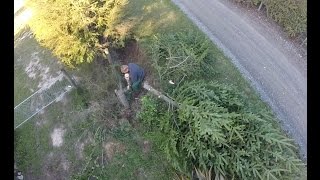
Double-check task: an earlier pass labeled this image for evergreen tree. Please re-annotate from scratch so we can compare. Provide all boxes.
[26,0,128,67]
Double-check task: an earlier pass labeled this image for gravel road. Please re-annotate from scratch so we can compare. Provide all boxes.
[171,0,307,160]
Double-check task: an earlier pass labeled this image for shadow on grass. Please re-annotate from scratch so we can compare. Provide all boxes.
[120,0,194,38]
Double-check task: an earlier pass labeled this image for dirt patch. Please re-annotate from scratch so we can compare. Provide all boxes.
[114,40,156,84]
[104,142,126,161]
[141,140,151,154]
[51,127,66,147]
[75,136,94,160]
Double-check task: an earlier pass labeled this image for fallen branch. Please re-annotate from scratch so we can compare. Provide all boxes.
[169,56,189,69]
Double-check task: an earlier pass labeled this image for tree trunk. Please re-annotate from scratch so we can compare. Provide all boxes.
[114,89,129,109]
[142,81,179,107]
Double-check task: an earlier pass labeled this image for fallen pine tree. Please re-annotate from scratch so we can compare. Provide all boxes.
[137,31,306,179]
[139,81,305,179]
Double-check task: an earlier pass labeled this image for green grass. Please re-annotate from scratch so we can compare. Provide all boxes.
[14,120,44,175]
[73,124,174,179]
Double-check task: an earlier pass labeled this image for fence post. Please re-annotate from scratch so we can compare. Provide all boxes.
[61,68,77,88]
[258,1,264,11]
[300,37,307,47]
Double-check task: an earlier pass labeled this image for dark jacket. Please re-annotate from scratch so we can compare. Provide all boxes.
[128,63,145,84]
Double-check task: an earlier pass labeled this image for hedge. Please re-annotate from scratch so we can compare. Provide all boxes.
[234,0,307,37]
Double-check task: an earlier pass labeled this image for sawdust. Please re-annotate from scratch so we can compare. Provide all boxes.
[51,127,66,147]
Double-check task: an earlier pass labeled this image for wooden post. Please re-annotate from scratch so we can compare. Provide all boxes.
[300,37,307,47]
[103,48,113,64]
[61,68,77,88]
[258,1,263,11]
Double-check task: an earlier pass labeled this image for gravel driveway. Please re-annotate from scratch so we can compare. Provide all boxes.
[171,0,307,160]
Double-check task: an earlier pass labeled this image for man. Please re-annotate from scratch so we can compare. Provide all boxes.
[120,63,145,92]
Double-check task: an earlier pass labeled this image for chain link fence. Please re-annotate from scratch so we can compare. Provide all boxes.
[14,70,75,129]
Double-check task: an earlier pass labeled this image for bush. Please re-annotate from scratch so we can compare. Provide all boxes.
[26,0,129,67]
[264,0,306,37]
[139,81,304,179]
[235,0,307,37]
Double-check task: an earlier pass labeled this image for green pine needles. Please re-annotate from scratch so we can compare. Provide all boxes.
[140,81,304,179]
[148,31,216,88]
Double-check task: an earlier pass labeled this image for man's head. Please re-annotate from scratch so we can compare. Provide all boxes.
[120,65,129,73]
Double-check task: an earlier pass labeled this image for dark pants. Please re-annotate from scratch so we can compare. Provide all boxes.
[125,78,144,103]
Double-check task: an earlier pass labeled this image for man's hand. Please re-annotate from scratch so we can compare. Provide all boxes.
[124,73,130,81]
[127,86,130,90]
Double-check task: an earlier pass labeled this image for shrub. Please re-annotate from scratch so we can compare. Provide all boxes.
[265,0,307,37]
[235,0,307,37]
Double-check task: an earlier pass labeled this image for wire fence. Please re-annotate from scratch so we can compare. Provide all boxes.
[14,70,75,129]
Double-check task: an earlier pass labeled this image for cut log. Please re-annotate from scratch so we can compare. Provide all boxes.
[114,89,129,109]
[142,81,179,107]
